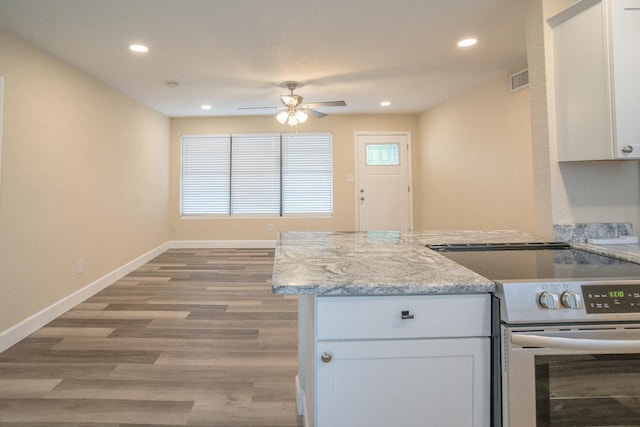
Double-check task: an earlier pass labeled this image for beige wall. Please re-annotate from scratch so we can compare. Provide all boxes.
[170,114,418,240]
[0,29,170,332]
[414,71,536,233]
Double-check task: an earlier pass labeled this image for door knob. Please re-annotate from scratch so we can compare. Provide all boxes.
[360,196,365,201]
[321,352,333,363]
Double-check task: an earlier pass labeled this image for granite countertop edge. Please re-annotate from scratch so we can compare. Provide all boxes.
[572,242,640,264]
[273,231,640,296]
[271,230,536,296]
[272,281,497,296]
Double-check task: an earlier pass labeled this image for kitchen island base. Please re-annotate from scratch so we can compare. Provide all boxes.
[296,293,492,427]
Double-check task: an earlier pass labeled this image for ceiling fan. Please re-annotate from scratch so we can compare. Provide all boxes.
[239,82,347,126]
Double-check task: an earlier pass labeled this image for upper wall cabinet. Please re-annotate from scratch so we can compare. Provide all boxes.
[549,0,640,161]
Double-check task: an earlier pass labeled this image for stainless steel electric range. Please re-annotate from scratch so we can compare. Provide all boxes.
[428,242,640,427]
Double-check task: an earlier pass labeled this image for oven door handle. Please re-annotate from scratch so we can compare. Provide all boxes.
[511,333,640,352]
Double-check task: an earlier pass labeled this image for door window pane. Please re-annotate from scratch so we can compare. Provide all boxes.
[366,144,399,166]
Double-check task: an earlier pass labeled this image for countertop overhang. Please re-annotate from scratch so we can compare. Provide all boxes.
[271,230,538,296]
[272,231,640,296]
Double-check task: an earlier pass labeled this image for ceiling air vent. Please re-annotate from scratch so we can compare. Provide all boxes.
[510,69,529,92]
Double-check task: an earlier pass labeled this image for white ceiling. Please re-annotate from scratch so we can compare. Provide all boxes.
[0,0,527,118]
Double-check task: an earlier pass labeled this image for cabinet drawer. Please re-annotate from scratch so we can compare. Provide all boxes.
[316,294,491,340]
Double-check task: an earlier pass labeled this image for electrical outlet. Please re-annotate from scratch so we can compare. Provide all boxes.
[76,260,83,274]
[268,224,274,232]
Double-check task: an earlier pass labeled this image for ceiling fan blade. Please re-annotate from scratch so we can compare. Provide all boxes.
[238,106,279,110]
[265,111,282,119]
[301,101,346,108]
[300,108,327,119]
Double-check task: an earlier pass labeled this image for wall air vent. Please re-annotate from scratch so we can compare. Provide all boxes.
[510,69,529,92]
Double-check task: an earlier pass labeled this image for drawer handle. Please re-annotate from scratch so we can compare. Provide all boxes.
[401,310,415,320]
[321,352,333,363]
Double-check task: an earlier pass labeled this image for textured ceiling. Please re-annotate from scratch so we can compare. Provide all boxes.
[0,0,527,117]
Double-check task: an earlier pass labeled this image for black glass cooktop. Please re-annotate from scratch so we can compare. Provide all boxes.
[427,243,640,281]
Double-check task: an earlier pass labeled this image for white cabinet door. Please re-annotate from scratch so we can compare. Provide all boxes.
[551,0,640,161]
[611,0,640,155]
[316,338,490,427]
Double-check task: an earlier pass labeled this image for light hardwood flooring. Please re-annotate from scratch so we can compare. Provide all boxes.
[0,248,303,426]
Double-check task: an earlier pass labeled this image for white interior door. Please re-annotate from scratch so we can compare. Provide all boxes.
[356,133,412,232]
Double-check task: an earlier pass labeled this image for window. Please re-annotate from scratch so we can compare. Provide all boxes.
[231,134,281,215]
[366,143,400,166]
[181,132,333,216]
[181,134,231,215]
[282,133,333,214]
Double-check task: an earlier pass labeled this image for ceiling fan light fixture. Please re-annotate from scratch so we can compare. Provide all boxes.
[282,94,302,106]
[276,110,289,124]
[242,81,345,124]
[287,114,299,126]
[295,110,308,124]
[277,106,308,126]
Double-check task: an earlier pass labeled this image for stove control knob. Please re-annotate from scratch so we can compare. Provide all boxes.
[538,291,561,310]
[561,291,583,309]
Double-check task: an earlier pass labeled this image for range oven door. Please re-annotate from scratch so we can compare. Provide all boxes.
[502,324,640,427]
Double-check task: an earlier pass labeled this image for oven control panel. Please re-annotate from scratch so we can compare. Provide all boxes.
[497,280,640,323]
[582,284,640,314]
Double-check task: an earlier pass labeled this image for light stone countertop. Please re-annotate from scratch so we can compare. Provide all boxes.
[271,230,538,296]
[574,242,640,264]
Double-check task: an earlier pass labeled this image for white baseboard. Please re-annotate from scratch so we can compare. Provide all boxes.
[0,241,170,353]
[296,374,311,427]
[296,374,305,416]
[0,239,279,353]
[170,240,276,249]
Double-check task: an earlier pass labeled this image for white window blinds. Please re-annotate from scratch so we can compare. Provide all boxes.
[282,133,333,215]
[180,132,332,216]
[181,134,231,215]
[231,133,281,215]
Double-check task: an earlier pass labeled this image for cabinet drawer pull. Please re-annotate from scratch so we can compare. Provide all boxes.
[401,310,415,320]
[321,352,333,363]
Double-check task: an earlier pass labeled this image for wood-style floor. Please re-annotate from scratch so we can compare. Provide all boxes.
[0,248,303,427]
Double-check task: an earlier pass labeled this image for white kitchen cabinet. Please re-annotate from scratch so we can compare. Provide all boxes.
[316,338,489,427]
[549,0,640,161]
[297,294,491,427]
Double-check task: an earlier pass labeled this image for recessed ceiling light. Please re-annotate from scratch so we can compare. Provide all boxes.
[201,104,212,110]
[457,38,477,47]
[129,44,149,53]
[380,101,391,107]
